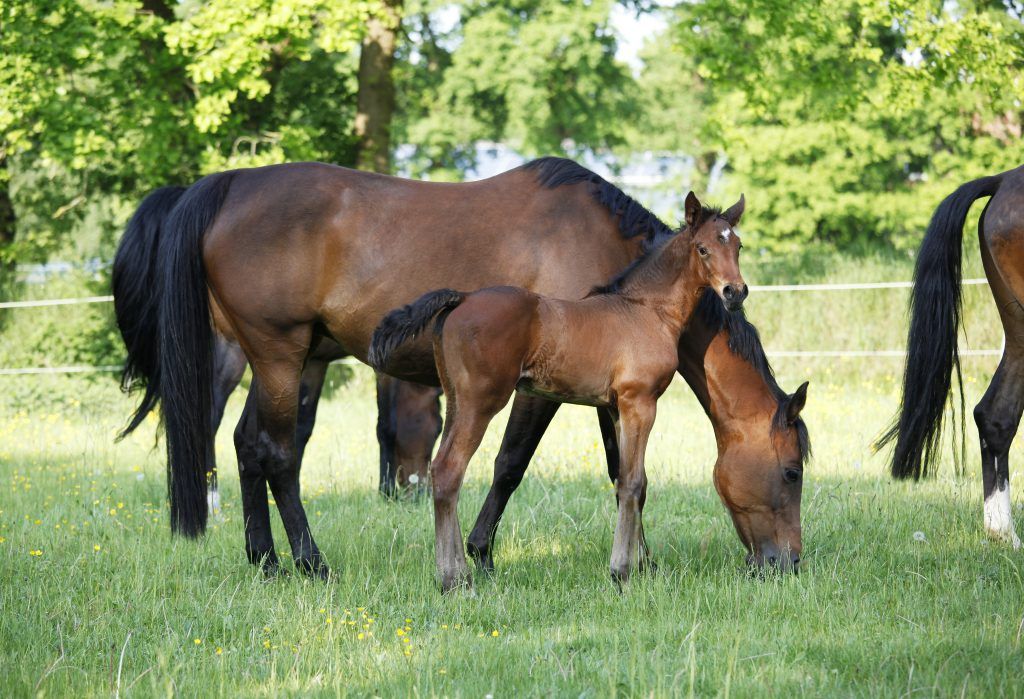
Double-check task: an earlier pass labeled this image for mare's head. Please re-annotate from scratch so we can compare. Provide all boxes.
[713,378,809,573]
[684,192,747,311]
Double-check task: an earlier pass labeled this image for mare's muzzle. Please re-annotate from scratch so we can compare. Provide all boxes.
[722,283,748,311]
[746,542,800,574]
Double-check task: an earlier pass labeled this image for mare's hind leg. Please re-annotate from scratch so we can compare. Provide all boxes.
[234,380,278,573]
[295,358,329,465]
[376,373,400,498]
[466,394,561,572]
[237,328,327,578]
[208,335,247,516]
[598,407,654,572]
[975,219,1024,548]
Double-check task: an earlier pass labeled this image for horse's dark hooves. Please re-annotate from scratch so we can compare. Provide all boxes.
[466,542,495,575]
[439,573,472,595]
[296,556,330,581]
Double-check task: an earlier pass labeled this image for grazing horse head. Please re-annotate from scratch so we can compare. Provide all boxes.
[712,381,809,573]
[684,192,747,311]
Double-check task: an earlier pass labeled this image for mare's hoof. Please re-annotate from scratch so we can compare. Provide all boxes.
[610,567,631,591]
[296,555,330,581]
[466,541,495,574]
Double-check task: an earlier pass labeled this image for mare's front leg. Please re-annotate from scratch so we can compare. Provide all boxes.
[466,394,561,572]
[598,407,654,572]
[609,394,656,586]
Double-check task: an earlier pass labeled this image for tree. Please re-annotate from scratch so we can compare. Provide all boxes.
[663,0,1024,251]
[357,0,404,173]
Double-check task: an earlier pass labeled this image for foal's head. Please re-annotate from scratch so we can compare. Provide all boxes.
[684,192,747,311]
[714,381,809,573]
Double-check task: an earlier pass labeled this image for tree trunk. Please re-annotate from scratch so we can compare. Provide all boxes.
[355,0,403,174]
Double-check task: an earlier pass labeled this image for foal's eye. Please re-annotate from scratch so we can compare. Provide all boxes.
[783,468,802,484]
[697,246,709,257]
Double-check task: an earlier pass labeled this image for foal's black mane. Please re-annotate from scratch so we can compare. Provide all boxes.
[525,156,810,464]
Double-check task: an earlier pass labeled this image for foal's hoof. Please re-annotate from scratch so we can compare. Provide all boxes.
[296,555,330,581]
[439,571,472,594]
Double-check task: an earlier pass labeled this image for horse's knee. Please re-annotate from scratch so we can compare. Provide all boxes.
[974,402,1017,455]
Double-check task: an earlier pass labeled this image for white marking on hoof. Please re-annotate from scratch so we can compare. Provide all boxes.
[984,482,1021,549]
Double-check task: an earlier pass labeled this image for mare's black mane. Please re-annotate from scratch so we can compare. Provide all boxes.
[525,157,810,463]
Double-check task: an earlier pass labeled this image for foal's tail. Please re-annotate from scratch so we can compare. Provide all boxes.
[368,289,466,370]
[876,172,1003,479]
[112,185,187,439]
[156,172,235,537]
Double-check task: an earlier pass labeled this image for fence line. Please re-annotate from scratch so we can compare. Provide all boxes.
[0,295,114,309]
[0,277,994,309]
[0,278,1002,374]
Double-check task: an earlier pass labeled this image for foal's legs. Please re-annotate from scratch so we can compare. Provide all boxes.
[609,395,656,585]
[432,386,512,592]
[975,222,1024,548]
[598,407,654,571]
[466,394,561,571]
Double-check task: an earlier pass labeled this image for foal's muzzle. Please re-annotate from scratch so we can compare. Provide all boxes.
[722,283,748,311]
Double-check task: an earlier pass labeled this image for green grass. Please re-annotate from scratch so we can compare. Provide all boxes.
[2,362,1023,698]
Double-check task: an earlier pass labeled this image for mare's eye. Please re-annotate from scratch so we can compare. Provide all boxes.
[783,468,802,484]
[698,246,709,257]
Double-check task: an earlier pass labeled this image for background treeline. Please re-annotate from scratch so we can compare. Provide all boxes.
[0,0,1021,375]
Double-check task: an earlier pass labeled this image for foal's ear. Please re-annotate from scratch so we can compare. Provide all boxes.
[786,381,809,424]
[684,191,702,229]
[724,194,745,227]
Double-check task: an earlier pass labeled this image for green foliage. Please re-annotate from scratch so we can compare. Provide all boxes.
[658,0,1024,251]
[397,0,638,176]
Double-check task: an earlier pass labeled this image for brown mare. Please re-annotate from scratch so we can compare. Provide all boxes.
[370,194,747,589]
[880,164,1024,548]
[114,158,809,578]
[112,184,440,514]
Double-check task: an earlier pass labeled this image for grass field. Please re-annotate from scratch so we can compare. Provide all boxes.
[2,357,1023,697]
[2,243,1023,696]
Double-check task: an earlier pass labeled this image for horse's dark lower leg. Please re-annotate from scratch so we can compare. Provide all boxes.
[250,359,327,578]
[974,349,1024,548]
[234,383,278,573]
[208,335,247,514]
[376,373,399,498]
[466,394,560,572]
[295,359,329,466]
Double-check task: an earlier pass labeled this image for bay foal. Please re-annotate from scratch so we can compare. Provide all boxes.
[371,194,746,590]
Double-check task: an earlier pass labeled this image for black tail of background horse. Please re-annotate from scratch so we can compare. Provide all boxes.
[112,186,186,438]
[368,289,466,369]
[877,173,1004,479]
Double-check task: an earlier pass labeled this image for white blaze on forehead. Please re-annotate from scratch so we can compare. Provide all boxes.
[984,474,1021,549]
[719,228,732,242]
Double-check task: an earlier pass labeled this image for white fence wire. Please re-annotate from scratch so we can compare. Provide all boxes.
[0,279,1001,374]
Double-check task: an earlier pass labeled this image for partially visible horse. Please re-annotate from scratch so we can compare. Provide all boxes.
[113,158,809,577]
[371,192,747,589]
[879,164,1024,548]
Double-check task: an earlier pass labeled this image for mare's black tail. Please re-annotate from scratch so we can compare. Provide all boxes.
[156,173,235,536]
[876,173,1003,479]
[112,186,186,438]
[368,289,466,370]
